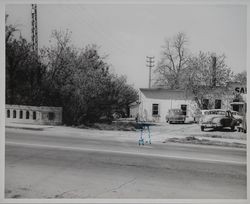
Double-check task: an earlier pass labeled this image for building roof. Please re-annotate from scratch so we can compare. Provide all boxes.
[139,88,193,100]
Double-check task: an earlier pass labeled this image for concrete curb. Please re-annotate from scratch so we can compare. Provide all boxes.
[5,126,45,131]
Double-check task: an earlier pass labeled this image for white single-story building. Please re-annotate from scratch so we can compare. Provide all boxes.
[136,82,246,123]
[138,88,197,123]
[5,104,62,125]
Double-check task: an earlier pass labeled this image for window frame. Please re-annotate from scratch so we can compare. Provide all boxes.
[19,110,23,119]
[26,111,30,119]
[33,111,37,120]
[181,104,187,115]
[13,110,16,118]
[48,112,55,120]
[152,104,159,116]
[202,99,209,110]
[7,110,10,118]
[214,99,222,109]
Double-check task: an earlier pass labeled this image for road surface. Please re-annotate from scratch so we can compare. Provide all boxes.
[5,128,246,199]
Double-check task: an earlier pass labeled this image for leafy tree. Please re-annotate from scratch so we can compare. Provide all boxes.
[6,16,138,125]
[6,17,46,105]
[39,30,77,106]
[41,30,138,125]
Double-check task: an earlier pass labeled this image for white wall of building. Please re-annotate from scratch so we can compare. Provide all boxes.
[139,92,197,123]
[138,89,236,123]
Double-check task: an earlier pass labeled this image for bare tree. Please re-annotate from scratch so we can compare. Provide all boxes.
[154,32,189,89]
[233,70,247,85]
[183,51,234,109]
[5,14,20,43]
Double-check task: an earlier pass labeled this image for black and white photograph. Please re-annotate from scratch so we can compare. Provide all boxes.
[2,0,248,202]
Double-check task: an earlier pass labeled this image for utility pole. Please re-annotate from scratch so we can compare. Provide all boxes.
[31,4,38,54]
[146,56,155,89]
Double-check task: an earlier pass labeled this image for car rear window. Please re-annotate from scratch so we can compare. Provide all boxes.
[205,111,226,115]
[170,109,184,115]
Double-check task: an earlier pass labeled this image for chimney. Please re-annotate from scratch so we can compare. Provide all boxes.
[211,55,216,87]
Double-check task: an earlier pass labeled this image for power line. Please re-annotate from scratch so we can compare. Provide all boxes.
[146,56,155,89]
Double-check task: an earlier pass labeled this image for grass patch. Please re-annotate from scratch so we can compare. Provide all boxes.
[77,121,137,131]
[164,136,246,148]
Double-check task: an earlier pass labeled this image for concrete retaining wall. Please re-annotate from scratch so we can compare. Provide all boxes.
[5,104,62,125]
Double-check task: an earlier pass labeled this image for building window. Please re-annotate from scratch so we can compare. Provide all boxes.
[202,99,209,110]
[232,105,239,112]
[232,98,240,111]
[7,110,10,118]
[48,112,55,120]
[181,104,187,115]
[152,104,159,116]
[33,111,37,120]
[19,110,23,119]
[13,110,16,118]
[215,99,221,109]
[26,111,30,119]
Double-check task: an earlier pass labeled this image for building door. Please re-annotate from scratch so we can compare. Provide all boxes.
[181,105,187,116]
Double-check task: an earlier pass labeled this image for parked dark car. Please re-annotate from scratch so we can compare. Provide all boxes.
[166,109,186,124]
[199,109,238,131]
[231,111,243,125]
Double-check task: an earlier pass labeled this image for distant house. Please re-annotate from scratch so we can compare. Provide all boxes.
[5,104,62,125]
[136,82,246,123]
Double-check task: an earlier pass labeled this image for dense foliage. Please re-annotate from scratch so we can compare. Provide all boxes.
[6,23,138,125]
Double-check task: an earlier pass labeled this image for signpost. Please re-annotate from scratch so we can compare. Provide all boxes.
[138,122,152,146]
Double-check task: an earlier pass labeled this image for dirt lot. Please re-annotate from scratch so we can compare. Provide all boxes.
[150,122,246,148]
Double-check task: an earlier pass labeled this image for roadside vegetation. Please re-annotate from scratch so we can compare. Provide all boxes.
[164,136,246,148]
[77,121,137,131]
[5,16,138,126]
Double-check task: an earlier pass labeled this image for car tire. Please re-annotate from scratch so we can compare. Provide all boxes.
[169,121,172,124]
[231,125,235,131]
[201,126,205,131]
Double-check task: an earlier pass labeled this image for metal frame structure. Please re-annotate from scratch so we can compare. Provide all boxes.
[31,4,38,54]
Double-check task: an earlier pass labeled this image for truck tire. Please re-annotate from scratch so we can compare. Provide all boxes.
[201,126,205,131]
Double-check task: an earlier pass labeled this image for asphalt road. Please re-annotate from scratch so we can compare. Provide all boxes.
[5,128,246,199]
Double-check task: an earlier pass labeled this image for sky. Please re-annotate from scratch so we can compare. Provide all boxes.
[5,3,247,89]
